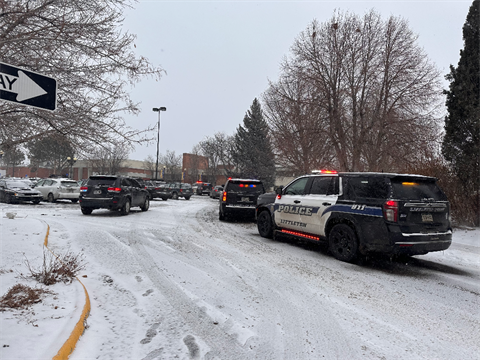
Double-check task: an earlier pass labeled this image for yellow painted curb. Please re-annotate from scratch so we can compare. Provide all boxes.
[43,223,91,360]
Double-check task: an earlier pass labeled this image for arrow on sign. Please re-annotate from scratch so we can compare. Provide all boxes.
[0,71,47,102]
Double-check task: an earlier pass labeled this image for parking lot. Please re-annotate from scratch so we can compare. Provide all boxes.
[1,195,479,359]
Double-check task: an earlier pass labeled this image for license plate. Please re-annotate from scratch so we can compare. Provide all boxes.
[241,197,250,202]
[421,213,433,222]
[94,190,101,195]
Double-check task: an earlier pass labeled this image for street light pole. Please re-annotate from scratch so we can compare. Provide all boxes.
[152,107,167,180]
[66,157,77,179]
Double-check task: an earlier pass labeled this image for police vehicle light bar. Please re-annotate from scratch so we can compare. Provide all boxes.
[311,170,338,174]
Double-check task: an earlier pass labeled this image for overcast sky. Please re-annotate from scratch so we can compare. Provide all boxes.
[122,0,472,162]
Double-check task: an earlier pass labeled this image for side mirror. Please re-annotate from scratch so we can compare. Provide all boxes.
[275,186,283,199]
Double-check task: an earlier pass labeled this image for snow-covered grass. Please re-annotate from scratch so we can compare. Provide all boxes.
[1,198,479,360]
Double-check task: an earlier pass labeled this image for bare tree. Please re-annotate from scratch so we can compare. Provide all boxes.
[161,150,182,181]
[276,10,443,172]
[199,136,222,183]
[198,132,238,181]
[0,144,25,177]
[86,143,129,175]
[26,134,74,175]
[0,0,164,154]
[263,70,335,176]
[143,155,156,179]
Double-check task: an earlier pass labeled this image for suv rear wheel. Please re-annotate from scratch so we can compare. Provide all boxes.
[219,206,226,221]
[81,207,93,215]
[172,192,178,200]
[48,193,56,203]
[257,211,273,238]
[121,199,131,215]
[329,224,358,263]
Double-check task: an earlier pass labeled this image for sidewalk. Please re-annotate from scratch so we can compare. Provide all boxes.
[0,214,85,360]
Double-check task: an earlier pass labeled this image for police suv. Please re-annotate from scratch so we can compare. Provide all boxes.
[255,170,452,262]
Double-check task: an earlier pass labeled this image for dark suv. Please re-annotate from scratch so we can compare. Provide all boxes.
[168,183,193,200]
[219,179,265,220]
[256,171,452,262]
[79,175,150,215]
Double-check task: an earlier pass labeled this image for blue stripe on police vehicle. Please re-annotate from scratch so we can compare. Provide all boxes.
[322,204,383,217]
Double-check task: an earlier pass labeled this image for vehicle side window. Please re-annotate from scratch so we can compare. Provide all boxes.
[130,179,141,188]
[45,180,53,186]
[310,176,338,195]
[284,177,309,195]
[344,177,389,199]
[121,178,131,187]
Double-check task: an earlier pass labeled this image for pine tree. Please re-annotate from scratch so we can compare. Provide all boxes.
[442,0,480,224]
[234,99,276,188]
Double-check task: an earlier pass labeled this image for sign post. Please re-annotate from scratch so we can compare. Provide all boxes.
[0,62,57,111]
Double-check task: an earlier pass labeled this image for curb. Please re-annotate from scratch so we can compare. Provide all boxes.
[43,224,91,360]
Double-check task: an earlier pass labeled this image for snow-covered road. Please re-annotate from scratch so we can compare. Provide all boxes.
[1,196,479,359]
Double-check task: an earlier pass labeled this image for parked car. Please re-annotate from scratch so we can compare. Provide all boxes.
[169,182,193,200]
[210,185,224,199]
[144,180,167,200]
[256,170,452,262]
[219,179,265,220]
[35,178,80,203]
[192,181,213,195]
[0,179,43,204]
[79,175,150,215]
[156,183,173,201]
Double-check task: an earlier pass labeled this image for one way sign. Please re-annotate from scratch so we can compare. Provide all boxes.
[0,62,57,111]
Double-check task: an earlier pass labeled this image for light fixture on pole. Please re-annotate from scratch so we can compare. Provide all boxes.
[66,156,77,179]
[152,107,167,180]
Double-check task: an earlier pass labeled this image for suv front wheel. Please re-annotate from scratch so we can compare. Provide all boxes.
[329,224,359,263]
[140,197,150,211]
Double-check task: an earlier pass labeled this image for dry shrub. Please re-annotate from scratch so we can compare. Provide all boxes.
[0,284,52,310]
[24,249,87,285]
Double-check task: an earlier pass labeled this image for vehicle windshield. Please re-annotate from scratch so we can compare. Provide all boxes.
[391,178,447,201]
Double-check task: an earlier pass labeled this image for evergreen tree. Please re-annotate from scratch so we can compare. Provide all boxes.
[27,136,75,175]
[233,99,276,188]
[442,0,480,224]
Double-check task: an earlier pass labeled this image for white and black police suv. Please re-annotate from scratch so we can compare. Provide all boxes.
[255,170,452,263]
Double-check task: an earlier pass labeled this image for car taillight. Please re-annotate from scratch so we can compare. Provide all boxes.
[80,186,88,192]
[384,200,398,222]
[107,187,122,193]
[222,191,227,202]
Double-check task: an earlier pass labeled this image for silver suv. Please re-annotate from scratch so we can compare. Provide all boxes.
[35,178,80,203]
